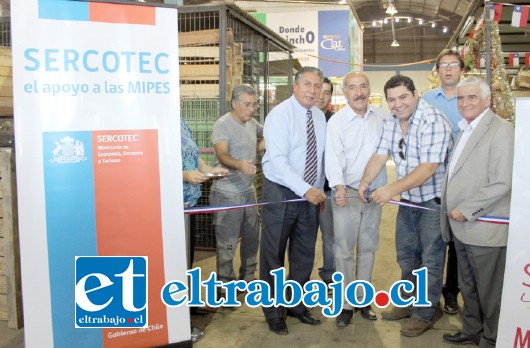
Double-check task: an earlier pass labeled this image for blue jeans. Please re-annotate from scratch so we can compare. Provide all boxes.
[318,191,335,281]
[395,198,446,321]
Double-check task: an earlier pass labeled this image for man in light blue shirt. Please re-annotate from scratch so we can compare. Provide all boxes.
[422,49,465,316]
[261,66,327,335]
[422,49,465,140]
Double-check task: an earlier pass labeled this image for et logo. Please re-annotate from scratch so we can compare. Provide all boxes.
[75,256,148,328]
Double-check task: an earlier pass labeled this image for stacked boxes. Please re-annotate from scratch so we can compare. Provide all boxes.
[179,28,245,101]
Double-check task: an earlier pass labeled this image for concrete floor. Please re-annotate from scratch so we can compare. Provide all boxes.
[191,164,463,348]
[0,321,23,348]
[0,163,463,347]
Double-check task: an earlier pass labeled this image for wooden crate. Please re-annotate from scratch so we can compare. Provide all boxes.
[180,63,232,81]
[0,148,22,329]
[233,42,243,56]
[178,28,234,47]
[233,55,244,76]
[232,76,242,87]
[0,46,12,116]
[179,46,232,63]
[180,82,231,101]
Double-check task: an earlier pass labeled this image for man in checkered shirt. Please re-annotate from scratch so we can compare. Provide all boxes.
[359,75,452,338]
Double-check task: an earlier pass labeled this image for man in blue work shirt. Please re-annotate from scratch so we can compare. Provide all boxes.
[422,49,465,316]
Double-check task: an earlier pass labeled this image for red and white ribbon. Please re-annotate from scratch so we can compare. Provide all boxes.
[185,196,510,225]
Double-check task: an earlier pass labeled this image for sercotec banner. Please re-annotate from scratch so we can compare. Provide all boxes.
[11,1,189,347]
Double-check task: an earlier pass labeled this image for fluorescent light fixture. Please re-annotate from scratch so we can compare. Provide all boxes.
[432,22,436,28]
[395,17,400,22]
[408,17,411,23]
[418,18,423,25]
[391,39,400,47]
[372,20,377,27]
[384,18,388,24]
[443,26,448,33]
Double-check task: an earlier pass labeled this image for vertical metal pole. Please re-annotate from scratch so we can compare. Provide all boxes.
[263,41,269,122]
[219,8,227,115]
[484,0,492,86]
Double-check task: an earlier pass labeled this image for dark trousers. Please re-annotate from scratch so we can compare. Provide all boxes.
[454,237,506,347]
[260,178,319,320]
[443,241,460,299]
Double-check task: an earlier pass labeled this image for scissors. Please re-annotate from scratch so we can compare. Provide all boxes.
[364,183,372,203]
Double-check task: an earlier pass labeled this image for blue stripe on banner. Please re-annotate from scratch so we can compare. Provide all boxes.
[318,10,350,77]
[43,131,101,348]
[39,0,89,21]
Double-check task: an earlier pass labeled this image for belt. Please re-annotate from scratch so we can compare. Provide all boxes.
[400,197,440,204]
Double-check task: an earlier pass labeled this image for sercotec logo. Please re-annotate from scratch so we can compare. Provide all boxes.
[75,256,148,328]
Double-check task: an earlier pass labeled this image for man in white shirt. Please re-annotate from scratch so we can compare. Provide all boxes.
[261,66,328,335]
[325,71,387,327]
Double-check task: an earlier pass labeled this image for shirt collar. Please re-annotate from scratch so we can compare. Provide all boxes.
[458,108,489,131]
[290,95,313,116]
[346,104,374,120]
[434,87,457,101]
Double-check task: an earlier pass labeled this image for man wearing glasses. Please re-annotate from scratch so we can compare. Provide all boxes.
[210,85,265,299]
[422,50,466,316]
[359,75,452,337]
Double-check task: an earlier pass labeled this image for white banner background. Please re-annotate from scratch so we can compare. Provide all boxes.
[497,97,530,347]
[11,1,188,347]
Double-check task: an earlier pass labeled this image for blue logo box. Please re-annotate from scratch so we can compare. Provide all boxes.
[75,256,148,328]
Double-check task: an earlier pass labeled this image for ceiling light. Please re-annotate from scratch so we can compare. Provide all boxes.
[443,26,448,33]
[386,3,398,15]
[391,39,400,47]
[407,17,411,23]
[338,0,346,4]
[418,18,423,25]
[384,18,388,24]
[432,22,436,28]
[395,17,400,22]
[372,20,377,27]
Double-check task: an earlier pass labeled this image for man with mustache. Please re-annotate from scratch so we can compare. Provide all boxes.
[325,71,387,327]
[359,75,452,337]
[423,49,466,316]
